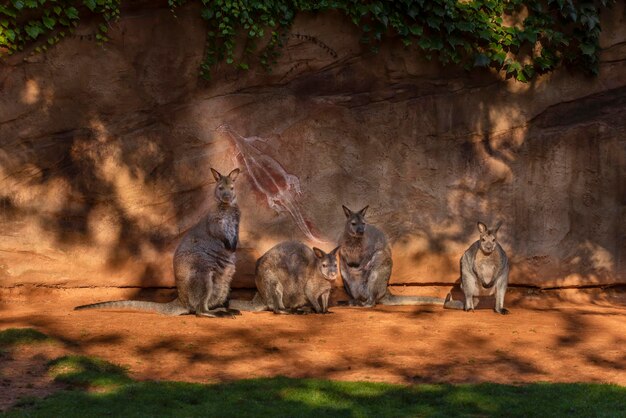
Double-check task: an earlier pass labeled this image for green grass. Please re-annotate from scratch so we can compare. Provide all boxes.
[4,364,625,418]
[0,328,52,347]
[2,329,625,417]
[47,355,132,389]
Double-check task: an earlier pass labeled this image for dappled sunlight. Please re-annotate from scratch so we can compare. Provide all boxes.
[87,204,123,247]
[0,168,76,215]
[1,287,624,390]
[76,120,178,235]
[18,77,55,115]
[570,241,615,274]
[21,79,41,105]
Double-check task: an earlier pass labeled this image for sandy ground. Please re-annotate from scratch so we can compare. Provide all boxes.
[0,286,625,410]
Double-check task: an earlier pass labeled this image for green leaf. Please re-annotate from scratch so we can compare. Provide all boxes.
[580,43,595,56]
[12,1,25,11]
[65,7,79,19]
[426,16,441,28]
[505,60,522,74]
[84,0,96,12]
[42,16,55,30]
[409,25,422,36]
[522,65,535,79]
[493,51,506,64]
[200,8,213,20]
[25,24,43,39]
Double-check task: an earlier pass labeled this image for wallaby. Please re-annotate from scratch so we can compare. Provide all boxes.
[75,168,242,318]
[338,205,444,307]
[229,242,339,314]
[444,221,510,314]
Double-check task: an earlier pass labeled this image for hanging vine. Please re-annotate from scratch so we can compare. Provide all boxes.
[0,0,614,82]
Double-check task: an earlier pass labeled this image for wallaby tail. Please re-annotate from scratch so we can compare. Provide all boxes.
[228,293,267,312]
[74,299,189,316]
[379,292,445,306]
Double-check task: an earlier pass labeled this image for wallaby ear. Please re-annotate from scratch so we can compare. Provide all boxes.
[342,205,352,218]
[228,168,240,181]
[312,247,325,259]
[493,221,503,234]
[210,168,222,182]
[477,222,487,234]
[358,205,369,217]
[330,246,340,255]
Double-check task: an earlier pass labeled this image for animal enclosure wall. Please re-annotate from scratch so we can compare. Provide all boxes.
[0,3,625,291]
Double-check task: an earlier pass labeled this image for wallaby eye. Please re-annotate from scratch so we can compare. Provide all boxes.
[351,221,357,226]
[322,263,327,267]
[218,186,224,190]
[230,186,234,190]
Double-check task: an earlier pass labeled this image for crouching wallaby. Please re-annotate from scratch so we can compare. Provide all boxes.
[444,221,510,314]
[75,168,242,318]
[229,242,339,314]
[338,205,444,307]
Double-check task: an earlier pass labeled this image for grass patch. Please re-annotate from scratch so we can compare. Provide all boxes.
[0,328,52,347]
[3,358,625,418]
[48,355,131,389]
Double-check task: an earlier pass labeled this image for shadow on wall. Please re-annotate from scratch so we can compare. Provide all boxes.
[379,77,626,288]
[0,60,239,290]
[0,3,625,299]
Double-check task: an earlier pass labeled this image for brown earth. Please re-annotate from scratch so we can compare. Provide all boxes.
[1,287,624,410]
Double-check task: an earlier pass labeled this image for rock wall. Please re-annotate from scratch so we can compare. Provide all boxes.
[1,3,625,290]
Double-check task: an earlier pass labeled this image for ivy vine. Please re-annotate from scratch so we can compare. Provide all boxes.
[0,0,614,82]
[0,0,119,55]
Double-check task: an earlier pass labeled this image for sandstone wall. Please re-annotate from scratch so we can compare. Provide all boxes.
[1,3,625,290]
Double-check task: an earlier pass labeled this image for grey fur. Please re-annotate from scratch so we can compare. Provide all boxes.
[229,241,339,314]
[338,205,444,307]
[444,221,510,314]
[75,168,242,318]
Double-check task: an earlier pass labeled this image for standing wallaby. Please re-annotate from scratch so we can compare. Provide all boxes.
[338,205,444,307]
[75,168,242,318]
[229,242,339,314]
[444,221,510,314]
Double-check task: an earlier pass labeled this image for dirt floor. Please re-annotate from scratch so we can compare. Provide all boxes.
[0,285,625,410]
